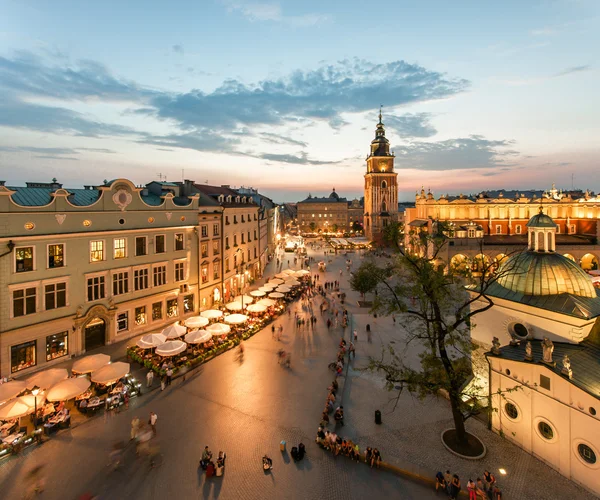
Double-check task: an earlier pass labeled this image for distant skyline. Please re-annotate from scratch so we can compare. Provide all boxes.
[0,0,598,202]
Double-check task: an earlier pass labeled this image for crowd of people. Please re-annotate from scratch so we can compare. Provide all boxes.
[436,469,503,499]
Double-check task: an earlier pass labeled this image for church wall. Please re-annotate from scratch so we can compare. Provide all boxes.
[490,358,600,497]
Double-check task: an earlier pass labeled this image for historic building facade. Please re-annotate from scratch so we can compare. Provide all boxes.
[405,186,600,272]
[363,111,398,242]
[297,189,352,233]
[0,179,199,378]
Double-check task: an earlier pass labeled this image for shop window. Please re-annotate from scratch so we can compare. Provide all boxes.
[90,240,104,262]
[117,312,128,332]
[578,444,597,464]
[11,340,36,373]
[175,233,184,250]
[540,374,551,390]
[152,302,163,321]
[134,268,149,291]
[167,298,178,318]
[112,271,129,296]
[135,236,147,256]
[48,244,64,268]
[538,421,554,440]
[114,238,126,259]
[155,235,165,254]
[45,282,67,310]
[13,287,37,317]
[175,262,185,282]
[153,265,167,287]
[504,402,518,420]
[183,294,193,313]
[46,332,68,361]
[135,306,147,326]
[16,246,34,272]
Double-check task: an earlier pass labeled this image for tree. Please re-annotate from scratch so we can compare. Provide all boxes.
[353,224,522,453]
[382,221,404,250]
[352,221,363,233]
[309,222,316,232]
[349,260,382,302]
[332,224,339,233]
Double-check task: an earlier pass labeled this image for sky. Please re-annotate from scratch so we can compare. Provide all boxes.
[0,0,598,202]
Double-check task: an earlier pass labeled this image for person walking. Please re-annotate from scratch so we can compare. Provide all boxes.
[149,411,158,436]
[166,367,173,386]
[130,416,140,441]
[146,369,154,388]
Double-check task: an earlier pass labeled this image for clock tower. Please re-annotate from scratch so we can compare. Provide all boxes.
[364,108,398,242]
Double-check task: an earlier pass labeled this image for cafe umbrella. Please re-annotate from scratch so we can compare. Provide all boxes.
[184,316,210,329]
[225,301,245,311]
[257,298,276,307]
[26,368,69,391]
[259,285,274,292]
[91,362,131,385]
[268,292,285,299]
[206,323,231,337]
[0,399,34,420]
[246,303,267,313]
[161,324,187,339]
[224,314,248,325]
[47,378,91,402]
[276,286,291,293]
[136,333,167,349]
[269,278,284,285]
[155,340,187,357]
[185,330,212,344]
[0,380,28,404]
[249,290,266,297]
[201,309,223,319]
[72,354,111,374]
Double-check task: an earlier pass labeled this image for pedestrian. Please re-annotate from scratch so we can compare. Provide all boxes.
[483,470,495,498]
[160,376,166,391]
[149,411,158,436]
[271,324,275,338]
[444,470,453,495]
[146,369,154,388]
[130,416,140,441]
[349,341,356,358]
[467,479,477,500]
[435,471,446,493]
[450,474,461,499]
[365,447,372,464]
[166,367,173,386]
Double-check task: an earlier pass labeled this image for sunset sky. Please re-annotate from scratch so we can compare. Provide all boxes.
[0,0,598,202]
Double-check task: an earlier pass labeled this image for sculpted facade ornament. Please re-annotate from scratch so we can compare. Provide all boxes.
[165,212,172,220]
[561,354,573,379]
[542,337,555,365]
[524,341,533,362]
[491,336,501,356]
[55,213,67,225]
[113,189,133,211]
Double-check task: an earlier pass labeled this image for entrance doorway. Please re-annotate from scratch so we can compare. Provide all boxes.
[84,317,106,351]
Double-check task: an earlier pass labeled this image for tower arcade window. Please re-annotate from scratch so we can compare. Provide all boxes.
[381,180,387,189]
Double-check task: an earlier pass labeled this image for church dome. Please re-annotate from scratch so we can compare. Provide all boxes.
[527,211,556,228]
[496,252,596,298]
[329,189,340,200]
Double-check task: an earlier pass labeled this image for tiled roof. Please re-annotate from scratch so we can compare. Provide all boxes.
[8,187,101,207]
[140,193,163,206]
[298,196,348,204]
[487,339,600,400]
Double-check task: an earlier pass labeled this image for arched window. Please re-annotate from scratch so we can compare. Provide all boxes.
[381,180,387,189]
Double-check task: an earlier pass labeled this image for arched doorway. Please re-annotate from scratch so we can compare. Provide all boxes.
[472,254,490,273]
[84,317,106,351]
[450,254,469,272]
[581,253,599,271]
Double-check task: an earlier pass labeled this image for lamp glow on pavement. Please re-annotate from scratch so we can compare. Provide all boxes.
[499,468,507,475]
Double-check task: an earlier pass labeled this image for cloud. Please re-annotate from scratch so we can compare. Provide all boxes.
[256,152,338,165]
[553,65,590,77]
[384,113,437,138]
[259,132,307,147]
[530,28,557,36]
[0,146,118,159]
[394,135,519,171]
[172,44,184,55]
[223,1,329,26]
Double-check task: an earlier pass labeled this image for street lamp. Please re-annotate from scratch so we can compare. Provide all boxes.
[31,387,40,428]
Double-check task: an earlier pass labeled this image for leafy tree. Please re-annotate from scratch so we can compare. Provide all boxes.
[356,225,522,451]
[382,221,404,250]
[352,221,363,232]
[332,224,339,233]
[309,222,316,232]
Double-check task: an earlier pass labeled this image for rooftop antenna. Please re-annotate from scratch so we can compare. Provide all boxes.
[157,173,165,181]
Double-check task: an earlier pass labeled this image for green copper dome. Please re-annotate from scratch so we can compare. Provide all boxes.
[526,211,557,228]
[496,252,596,298]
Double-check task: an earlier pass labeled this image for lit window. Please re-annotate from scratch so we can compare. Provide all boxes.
[46,332,68,361]
[201,225,208,237]
[11,340,36,373]
[167,298,178,318]
[117,312,128,332]
[152,302,162,321]
[213,241,220,255]
[213,224,219,236]
[135,306,147,326]
[114,238,126,259]
[175,233,184,250]
[90,241,104,262]
[183,294,193,313]
[16,247,34,272]
[48,244,64,268]
[201,243,208,258]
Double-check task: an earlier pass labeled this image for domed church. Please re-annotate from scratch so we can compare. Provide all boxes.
[470,209,600,496]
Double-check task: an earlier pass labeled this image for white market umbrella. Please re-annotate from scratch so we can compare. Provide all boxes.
[136,333,167,349]
[201,309,223,319]
[295,270,310,276]
[282,269,296,275]
[91,362,130,385]
[161,323,187,339]
[247,303,267,313]
[276,286,292,293]
[0,381,28,404]
[239,295,254,304]
[269,292,285,299]
[275,273,288,279]
[257,298,276,307]
[249,290,266,297]
[72,354,111,374]
[0,399,34,419]
[185,316,210,329]
[18,393,47,409]
[185,330,212,344]
[26,368,68,390]
[226,301,245,311]
[156,340,187,357]
[224,314,249,325]
[269,278,284,285]
[206,323,231,336]
[284,280,300,286]
[47,378,91,402]
[259,286,274,292]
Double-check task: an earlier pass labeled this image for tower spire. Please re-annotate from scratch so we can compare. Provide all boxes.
[378,104,383,125]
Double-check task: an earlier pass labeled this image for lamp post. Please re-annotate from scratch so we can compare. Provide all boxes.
[31,387,39,428]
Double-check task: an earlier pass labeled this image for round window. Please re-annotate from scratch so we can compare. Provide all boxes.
[148,217,155,223]
[505,402,518,420]
[578,444,597,464]
[83,220,92,227]
[538,421,554,440]
[24,222,35,230]
[512,323,528,338]
[118,218,125,225]
[505,369,511,376]
[590,407,597,416]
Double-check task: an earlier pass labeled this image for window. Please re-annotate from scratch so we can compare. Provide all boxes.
[234,235,238,246]
[515,225,522,234]
[241,215,245,223]
[87,275,106,301]
[153,264,167,287]
[90,240,104,262]
[213,264,220,280]
[114,238,126,259]
[495,225,502,235]
[13,287,37,317]
[578,444,597,464]
[225,237,230,249]
[381,180,387,189]
[183,294,193,313]
[155,235,165,253]
[504,402,519,420]
[225,258,230,273]
[213,241,220,255]
[234,216,237,224]
[540,374,551,390]
[46,332,68,361]
[254,230,257,240]
[152,302,163,321]
[167,298,178,318]
[175,262,185,282]
[201,243,208,258]
[175,233,184,250]
[11,340,36,373]
[569,224,576,234]
[213,224,219,236]
[248,231,251,242]
[538,421,554,440]
[225,216,230,225]
[511,323,528,338]
[254,247,257,258]
[16,246,34,272]
[117,312,128,332]
[134,268,149,291]
[201,225,208,238]
[201,264,208,283]
[135,236,147,256]
[241,234,245,244]
[112,271,129,296]
[45,282,67,310]
[135,306,147,326]
[48,244,64,268]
